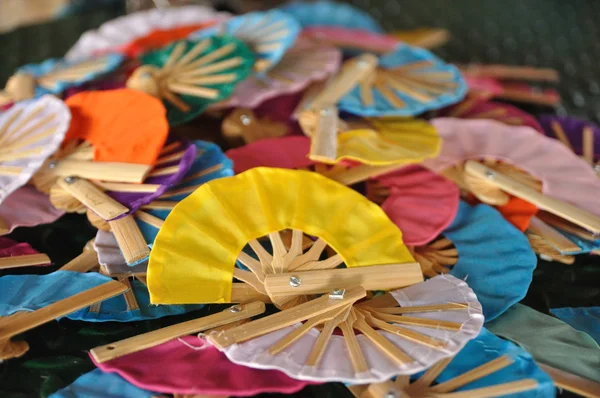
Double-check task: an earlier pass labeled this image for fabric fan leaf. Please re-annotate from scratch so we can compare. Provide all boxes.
[48,369,157,398]
[338,44,467,117]
[539,114,600,161]
[138,36,255,125]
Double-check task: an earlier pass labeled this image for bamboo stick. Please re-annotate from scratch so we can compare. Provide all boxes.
[109,215,150,264]
[51,160,151,183]
[91,302,266,363]
[0,254,51,269]
[57,177,128,220]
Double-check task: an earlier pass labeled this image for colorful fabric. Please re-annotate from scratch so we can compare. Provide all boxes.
[48,369,156,398]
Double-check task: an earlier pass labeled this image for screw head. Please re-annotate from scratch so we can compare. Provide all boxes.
[357,59,369,68]
[594,164,600,173]
[240,114,251,126]
[289,276,301,287]
[485,170,496,179]
[320,108,330,116]
[384,391,398,398]
[64,176,78,184]
[48,161,57,169]
[229,305,243,313]
[329,288,346,299]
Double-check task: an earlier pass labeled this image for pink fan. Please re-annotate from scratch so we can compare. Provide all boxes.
[366,165,460,246]
[211,39,341,110]
[226,136,313,174]
[302,26,399,54]
[92,335,313,396]
[424,118,600,234]
[439,97,542,132]
[0,186,63,235]
[0,237,50,270]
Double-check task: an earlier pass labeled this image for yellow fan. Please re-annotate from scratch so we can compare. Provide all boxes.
[309,116,440,166]
[148,168,418,304]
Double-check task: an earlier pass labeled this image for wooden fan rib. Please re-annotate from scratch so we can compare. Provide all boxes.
[180,163,223,183]
[353,317,414,365]
[118,277,140,312]
[155,149,186,166]
[236,251,266,281]
[134,210,164,229]
[140,201,176,210]
[582,126,594,165]
[360,80,375,107]
[168,83,220,100]
[173,73,238,85]
[178,43,236,73]
[256,42,283,54]
[232,15,275,37]
[161,89,191,113]
[391,74,450,95]
[147,165,179,177]
[163,41,188,70]
[180,57,243,78]
[93,182,160,193]
[374,302,469,315]
[159,184,198,199]
[159,141,181,155]
[374,81,407,108]
[233,268,267,295]
[236,19,287,41]
[0,254,51,270]
[382,75,434,103]
[414,357,453,389]
[0,108,24,144]
[0,147,45,162]
[468,109,508,119]
[407,70,454,80]
[363,311,447,349]
[427,238,454,250]
[389,60,435,72]
[172,39,211,70]
[293,253,344,272]
[306,307,351,367]
[434,379,538,398]
[430,355,514,393]
[288,238,328,271]
[399,72,458,88]
[374,313,463,331]
[269,231,288,274]
[550,121,574,151]
[3,110,53,147]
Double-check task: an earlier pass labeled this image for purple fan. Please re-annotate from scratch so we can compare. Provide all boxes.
[107,140,196,220]
[539,115,600,161]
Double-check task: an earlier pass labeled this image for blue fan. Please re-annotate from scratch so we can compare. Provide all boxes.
[190,10,300,74]
[392,329,554,398]
[414,201,536,321]
[279,0,383,33]
[338,44,467,117]
[551,306,600,344]
[3,54,123,101]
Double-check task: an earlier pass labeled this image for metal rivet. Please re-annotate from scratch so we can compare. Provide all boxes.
[329,288,346,299]
[320,108,330,115]
[229,305,243,313]
[357,59,369,68]
[385,391,398,398]
[240,114,251,125]
[289,276,301,287]
[594,164,600,173]
[48,161,57,169]
[64,176,78,184]
[485,170,496,179]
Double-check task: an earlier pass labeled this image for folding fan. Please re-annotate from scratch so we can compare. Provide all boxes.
[365,165,459,246]
[539,115,600,167]
[48,369,157,398]
[210,39,341,110]
[411,201,536,321]
[128,37,255,125]
[64,5,232,60]
[337,45,467,117]
[0,55,124,105]
[148,167,420,305]
[488,303,600,384]
[423,118,600,246]
[301,27,399,55]
[93,335,312,396]
[209,275,483,383]
[439,96,543,132]
[190,10,301,73]
[309,117,441,166]
[0,95,70,204]
[349,328,554,398]
[0,271,126,360]
[279,0,384,33]
[0,186,63,235]
[0,237,50,270]
[551,306,600,344]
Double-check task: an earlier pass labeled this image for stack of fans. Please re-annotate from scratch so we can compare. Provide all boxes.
[0,2,598,397]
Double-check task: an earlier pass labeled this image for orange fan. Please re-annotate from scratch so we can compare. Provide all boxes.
[64,89,169,165]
